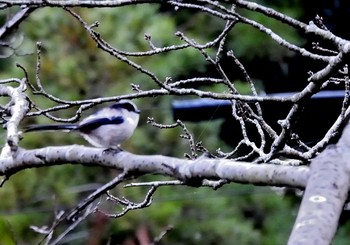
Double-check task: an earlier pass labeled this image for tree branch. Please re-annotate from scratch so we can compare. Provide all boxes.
[0,0,163,7]
[0,78,29,157]
[288,119,350,244]
[0,145,309,188]
[0,6,37,39]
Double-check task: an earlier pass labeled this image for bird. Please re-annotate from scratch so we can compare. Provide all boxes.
[24,100,140,149]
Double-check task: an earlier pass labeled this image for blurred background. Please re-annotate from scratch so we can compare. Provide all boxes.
[0,1,350,244]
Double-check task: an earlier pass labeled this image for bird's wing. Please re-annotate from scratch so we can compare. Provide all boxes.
[76,116,124,133]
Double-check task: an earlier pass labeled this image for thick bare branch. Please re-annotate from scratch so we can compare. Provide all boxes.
[0,78,30,157]
[288,119,350,244]
[0,145,309,188]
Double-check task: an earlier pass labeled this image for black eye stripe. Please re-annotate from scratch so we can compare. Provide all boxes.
[110,101,140,113]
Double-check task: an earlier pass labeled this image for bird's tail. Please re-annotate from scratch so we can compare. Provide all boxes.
[24,124,78,132]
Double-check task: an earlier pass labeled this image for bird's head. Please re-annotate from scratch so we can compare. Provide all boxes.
[111,100,140,114]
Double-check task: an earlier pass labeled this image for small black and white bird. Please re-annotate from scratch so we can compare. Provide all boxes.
[25,100,140,148]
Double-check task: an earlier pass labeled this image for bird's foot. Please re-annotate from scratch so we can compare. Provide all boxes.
[102,146,123,154]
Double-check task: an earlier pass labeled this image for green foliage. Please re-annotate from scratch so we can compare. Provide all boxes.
[0,217,16,245]
[230,3,304,61]
[334,221,350,245]
[109,184,297,244]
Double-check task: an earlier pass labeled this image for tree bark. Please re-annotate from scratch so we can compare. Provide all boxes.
[288,122,350,244]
